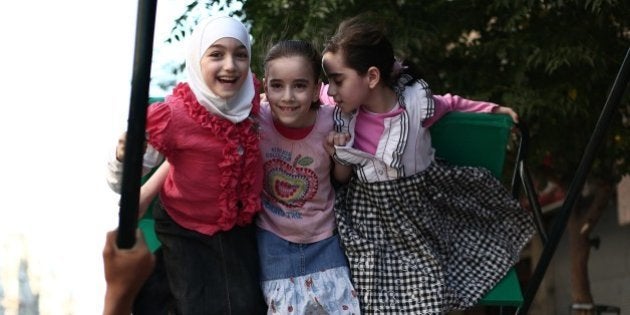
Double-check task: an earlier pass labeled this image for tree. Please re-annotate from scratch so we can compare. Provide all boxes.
[170,0,630,312]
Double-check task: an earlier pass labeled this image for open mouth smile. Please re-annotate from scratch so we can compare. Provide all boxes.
[218,76,239,84]
[276,105,300,112]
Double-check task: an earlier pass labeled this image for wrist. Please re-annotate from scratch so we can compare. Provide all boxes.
[104,286,135,315]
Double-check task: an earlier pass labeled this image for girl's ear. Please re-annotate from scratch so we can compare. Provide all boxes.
[312,81,322,103]
[367,66,381,89]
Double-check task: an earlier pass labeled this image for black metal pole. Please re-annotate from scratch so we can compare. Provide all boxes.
[117,0,157,249]
[517,46,630,314]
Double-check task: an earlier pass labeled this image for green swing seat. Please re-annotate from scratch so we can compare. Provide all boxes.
[430,112,525,307]
[137,108,526,308]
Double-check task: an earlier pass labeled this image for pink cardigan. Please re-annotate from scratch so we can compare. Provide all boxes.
[147,83,263,236]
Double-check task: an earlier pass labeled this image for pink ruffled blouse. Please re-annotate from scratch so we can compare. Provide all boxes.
[146,82,263,236]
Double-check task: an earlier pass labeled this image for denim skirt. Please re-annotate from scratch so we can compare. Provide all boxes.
[257,228,361,314]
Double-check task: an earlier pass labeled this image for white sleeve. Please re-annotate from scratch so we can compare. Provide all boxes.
[105,144,164,193]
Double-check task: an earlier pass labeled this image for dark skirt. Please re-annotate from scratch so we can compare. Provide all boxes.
[334,161,535,314]
[153,202,267,315]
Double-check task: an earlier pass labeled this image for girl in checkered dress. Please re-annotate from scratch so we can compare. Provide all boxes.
[320,15,535,314]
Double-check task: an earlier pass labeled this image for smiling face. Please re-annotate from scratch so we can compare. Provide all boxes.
[322,50,371,114]
[200,37,250,99]
[264,56,320,128]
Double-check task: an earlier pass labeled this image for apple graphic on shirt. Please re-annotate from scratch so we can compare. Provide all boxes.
[264,154,318,208]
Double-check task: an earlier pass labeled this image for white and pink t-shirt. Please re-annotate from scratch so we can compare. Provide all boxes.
[256,102,337,244]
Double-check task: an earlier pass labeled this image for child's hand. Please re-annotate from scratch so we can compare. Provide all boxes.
[138,161,170,218]
[324,131,351,157]
[492,106,519,123]
[115,132,127,162]
[325,131,353,183]
[115,132,148,162]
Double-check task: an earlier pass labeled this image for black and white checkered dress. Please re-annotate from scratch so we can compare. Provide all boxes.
[330,78,535,314]
[334,161,535,314]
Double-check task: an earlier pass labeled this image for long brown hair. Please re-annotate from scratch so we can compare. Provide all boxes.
[324,14,421,87]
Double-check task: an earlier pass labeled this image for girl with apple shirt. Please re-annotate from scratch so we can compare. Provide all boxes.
[255,39,360,314]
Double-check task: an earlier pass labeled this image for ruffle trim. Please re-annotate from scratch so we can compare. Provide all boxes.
[174,81,262,226]
[394,77,435,122]
[262,266,360,314]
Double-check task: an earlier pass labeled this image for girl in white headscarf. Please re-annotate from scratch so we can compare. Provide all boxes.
[108,15,266,314]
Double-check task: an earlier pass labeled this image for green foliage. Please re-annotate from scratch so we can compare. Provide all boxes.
[169,0,630,184]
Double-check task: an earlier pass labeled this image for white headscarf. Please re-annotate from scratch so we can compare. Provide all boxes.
[186,15,255,123]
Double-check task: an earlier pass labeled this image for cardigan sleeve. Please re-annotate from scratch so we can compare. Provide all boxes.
[145,102,173,157]
[105,145,164,193]
[105,100,169,194]
[422,94,498,128]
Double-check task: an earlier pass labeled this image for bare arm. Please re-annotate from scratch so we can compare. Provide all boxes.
[138,161,170,218]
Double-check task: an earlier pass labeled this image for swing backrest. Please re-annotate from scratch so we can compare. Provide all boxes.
[430,111,524,307]
[430,112,513,178]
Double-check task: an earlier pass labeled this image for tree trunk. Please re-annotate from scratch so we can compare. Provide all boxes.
[567,179,614,315]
